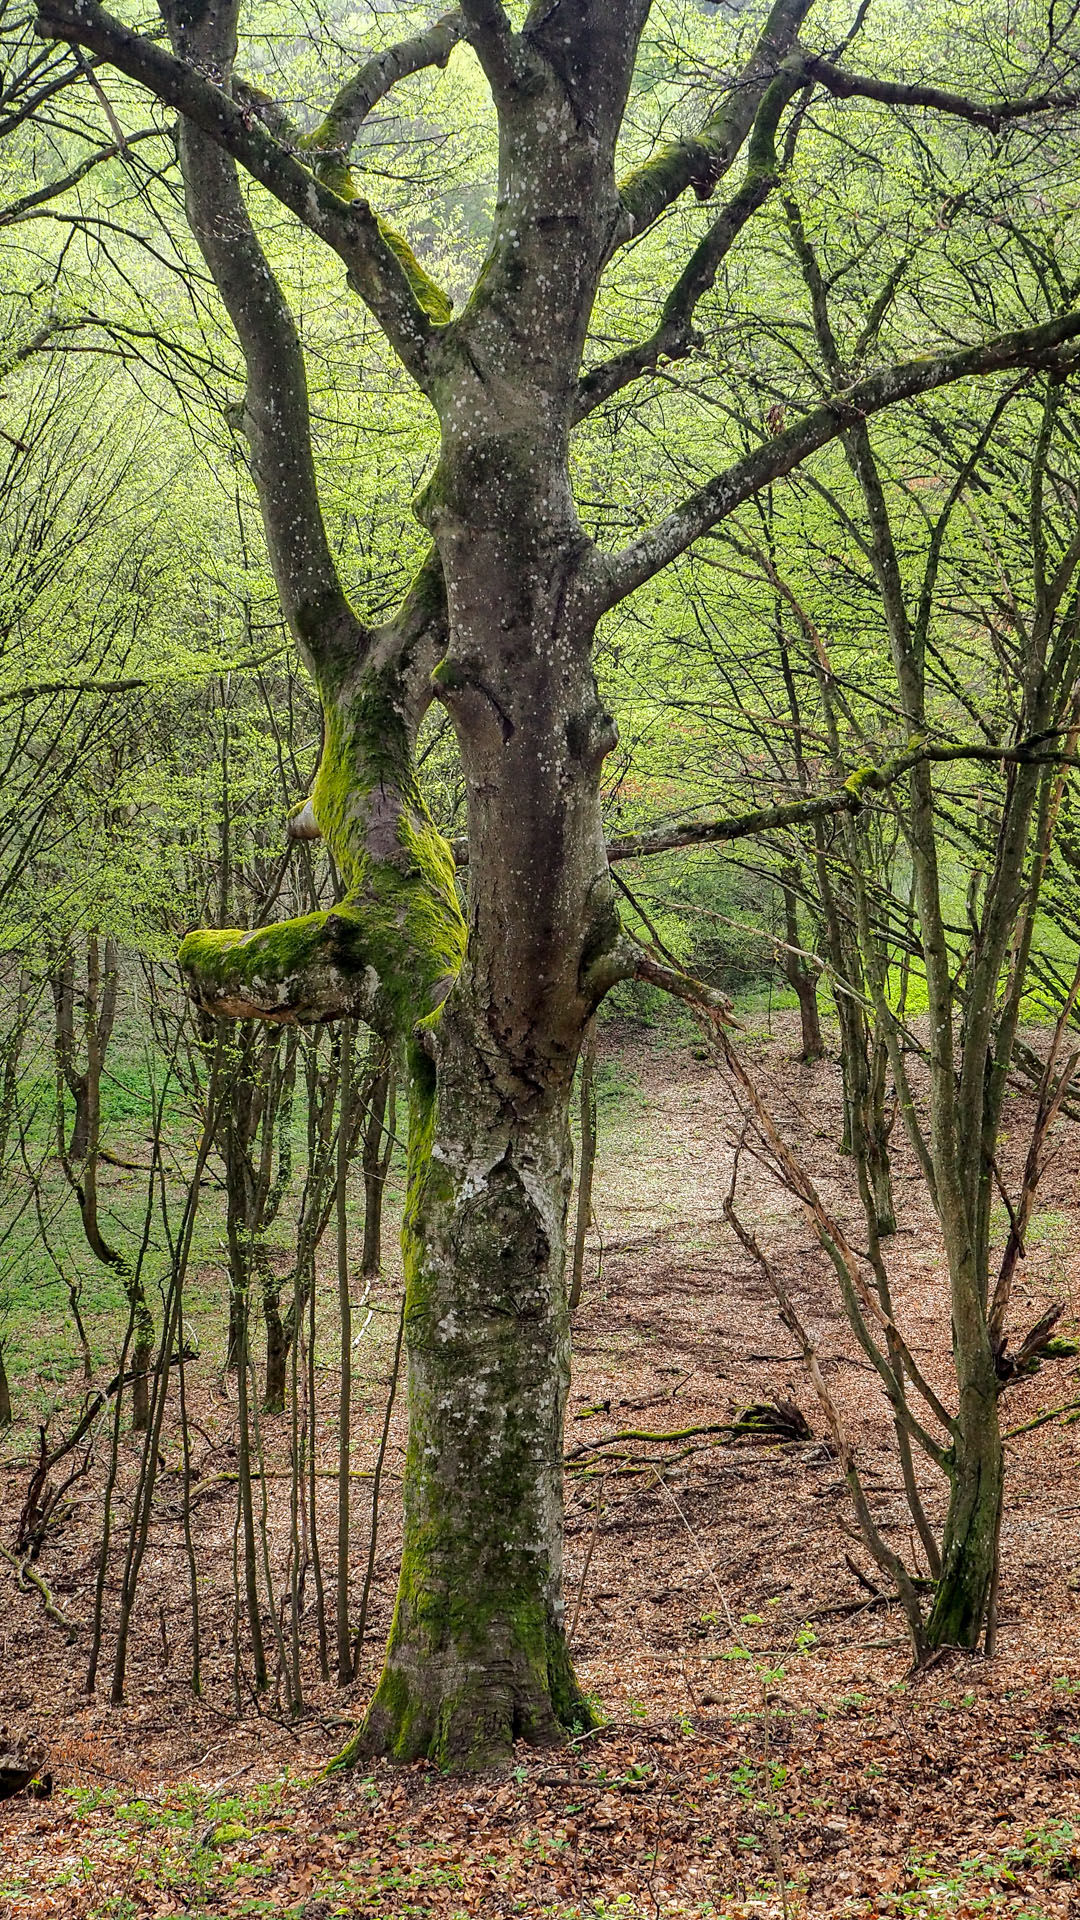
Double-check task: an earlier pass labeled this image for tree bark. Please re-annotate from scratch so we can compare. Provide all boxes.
[263,1279,289,1416]
[926,1353,1003,1646]
[569,1021,598,1314]
[780,882,824,1062]
[360,1058,391,1280]
[354,1023,587,1763]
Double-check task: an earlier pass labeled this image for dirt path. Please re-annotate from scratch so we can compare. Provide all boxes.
[1,1019,1078,1917]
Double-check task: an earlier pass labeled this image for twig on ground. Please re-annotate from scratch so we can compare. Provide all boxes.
[1001,1397,1080,1441]
[0,1542,78,1637]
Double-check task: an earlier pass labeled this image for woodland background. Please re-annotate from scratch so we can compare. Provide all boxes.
[1,0,1079,1914]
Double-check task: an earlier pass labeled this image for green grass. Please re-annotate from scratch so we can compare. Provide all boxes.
[0,1010,410,1415]
[988,1203,1070,1252]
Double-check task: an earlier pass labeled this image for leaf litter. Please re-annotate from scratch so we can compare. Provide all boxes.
[1,1018,1078,1918]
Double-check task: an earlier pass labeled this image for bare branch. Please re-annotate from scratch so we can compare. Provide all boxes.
[723,1178,928,1656]
[608,735,1079,861]
[629,943,734,1018]
[306,11,466,159]
[0,126,160,225]
[590,314,1080,609]
[702,1016,955,1454]
[804,53,1080,131]
[35,0,448,381]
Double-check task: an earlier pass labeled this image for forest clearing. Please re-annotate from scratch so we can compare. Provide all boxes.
[4,0,1080,1913]
[1,1020,1078,1917]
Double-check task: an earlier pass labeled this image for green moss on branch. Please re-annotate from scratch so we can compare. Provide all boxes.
[180,663,464,1037]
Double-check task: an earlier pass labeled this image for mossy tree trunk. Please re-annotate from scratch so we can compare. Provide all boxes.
[352,488,620,1760]
[362,1035,585,1763]
[150,0,644,1769]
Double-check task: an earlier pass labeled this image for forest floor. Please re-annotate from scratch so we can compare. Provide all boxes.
[1,1013,1079,1920]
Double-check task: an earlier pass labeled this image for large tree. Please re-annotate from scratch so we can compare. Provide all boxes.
[32,0,1080,1766]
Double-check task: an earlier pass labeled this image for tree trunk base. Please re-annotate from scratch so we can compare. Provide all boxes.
[925,1429,1002,1650]
[333,1620,591,1771]
[925,1564,994,1650]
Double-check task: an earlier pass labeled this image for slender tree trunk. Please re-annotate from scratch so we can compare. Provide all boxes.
[866,1035,896,1237]
[51,936,150,1424]
[360,1061,390,1279]
[235,1286,268,1692]
[781,883,824,1062]
[129,1298,153,1434]
[0,1343,11,1426]
[0,968,31,1171]
[926,1199,1004,1645]
[335,1020,354,1688]
[65,1276,94,1383]
[569,1020,597,1313]
[262,1272,288,1416]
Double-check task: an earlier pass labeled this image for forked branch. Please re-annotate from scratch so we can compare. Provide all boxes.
[803,54,1080,130]
[591,316,1080,609]
[616,0,812,239]
[577,64,803,420]
[35,0,447,382]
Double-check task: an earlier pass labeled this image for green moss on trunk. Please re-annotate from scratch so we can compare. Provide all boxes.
[328,1034,592,1772]
[926,1422,1003,1648]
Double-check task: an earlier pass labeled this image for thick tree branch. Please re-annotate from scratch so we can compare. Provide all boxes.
[179,913,395,1030]
[306,11,466,158]
[591,314,1080,609]
[34,0,447,381]
[804,54,1080,130]
[616,0,812,240]
[605,735,1078,861]
[179,122,361,676]
[609,790,868,862]
[456,0,529,97]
